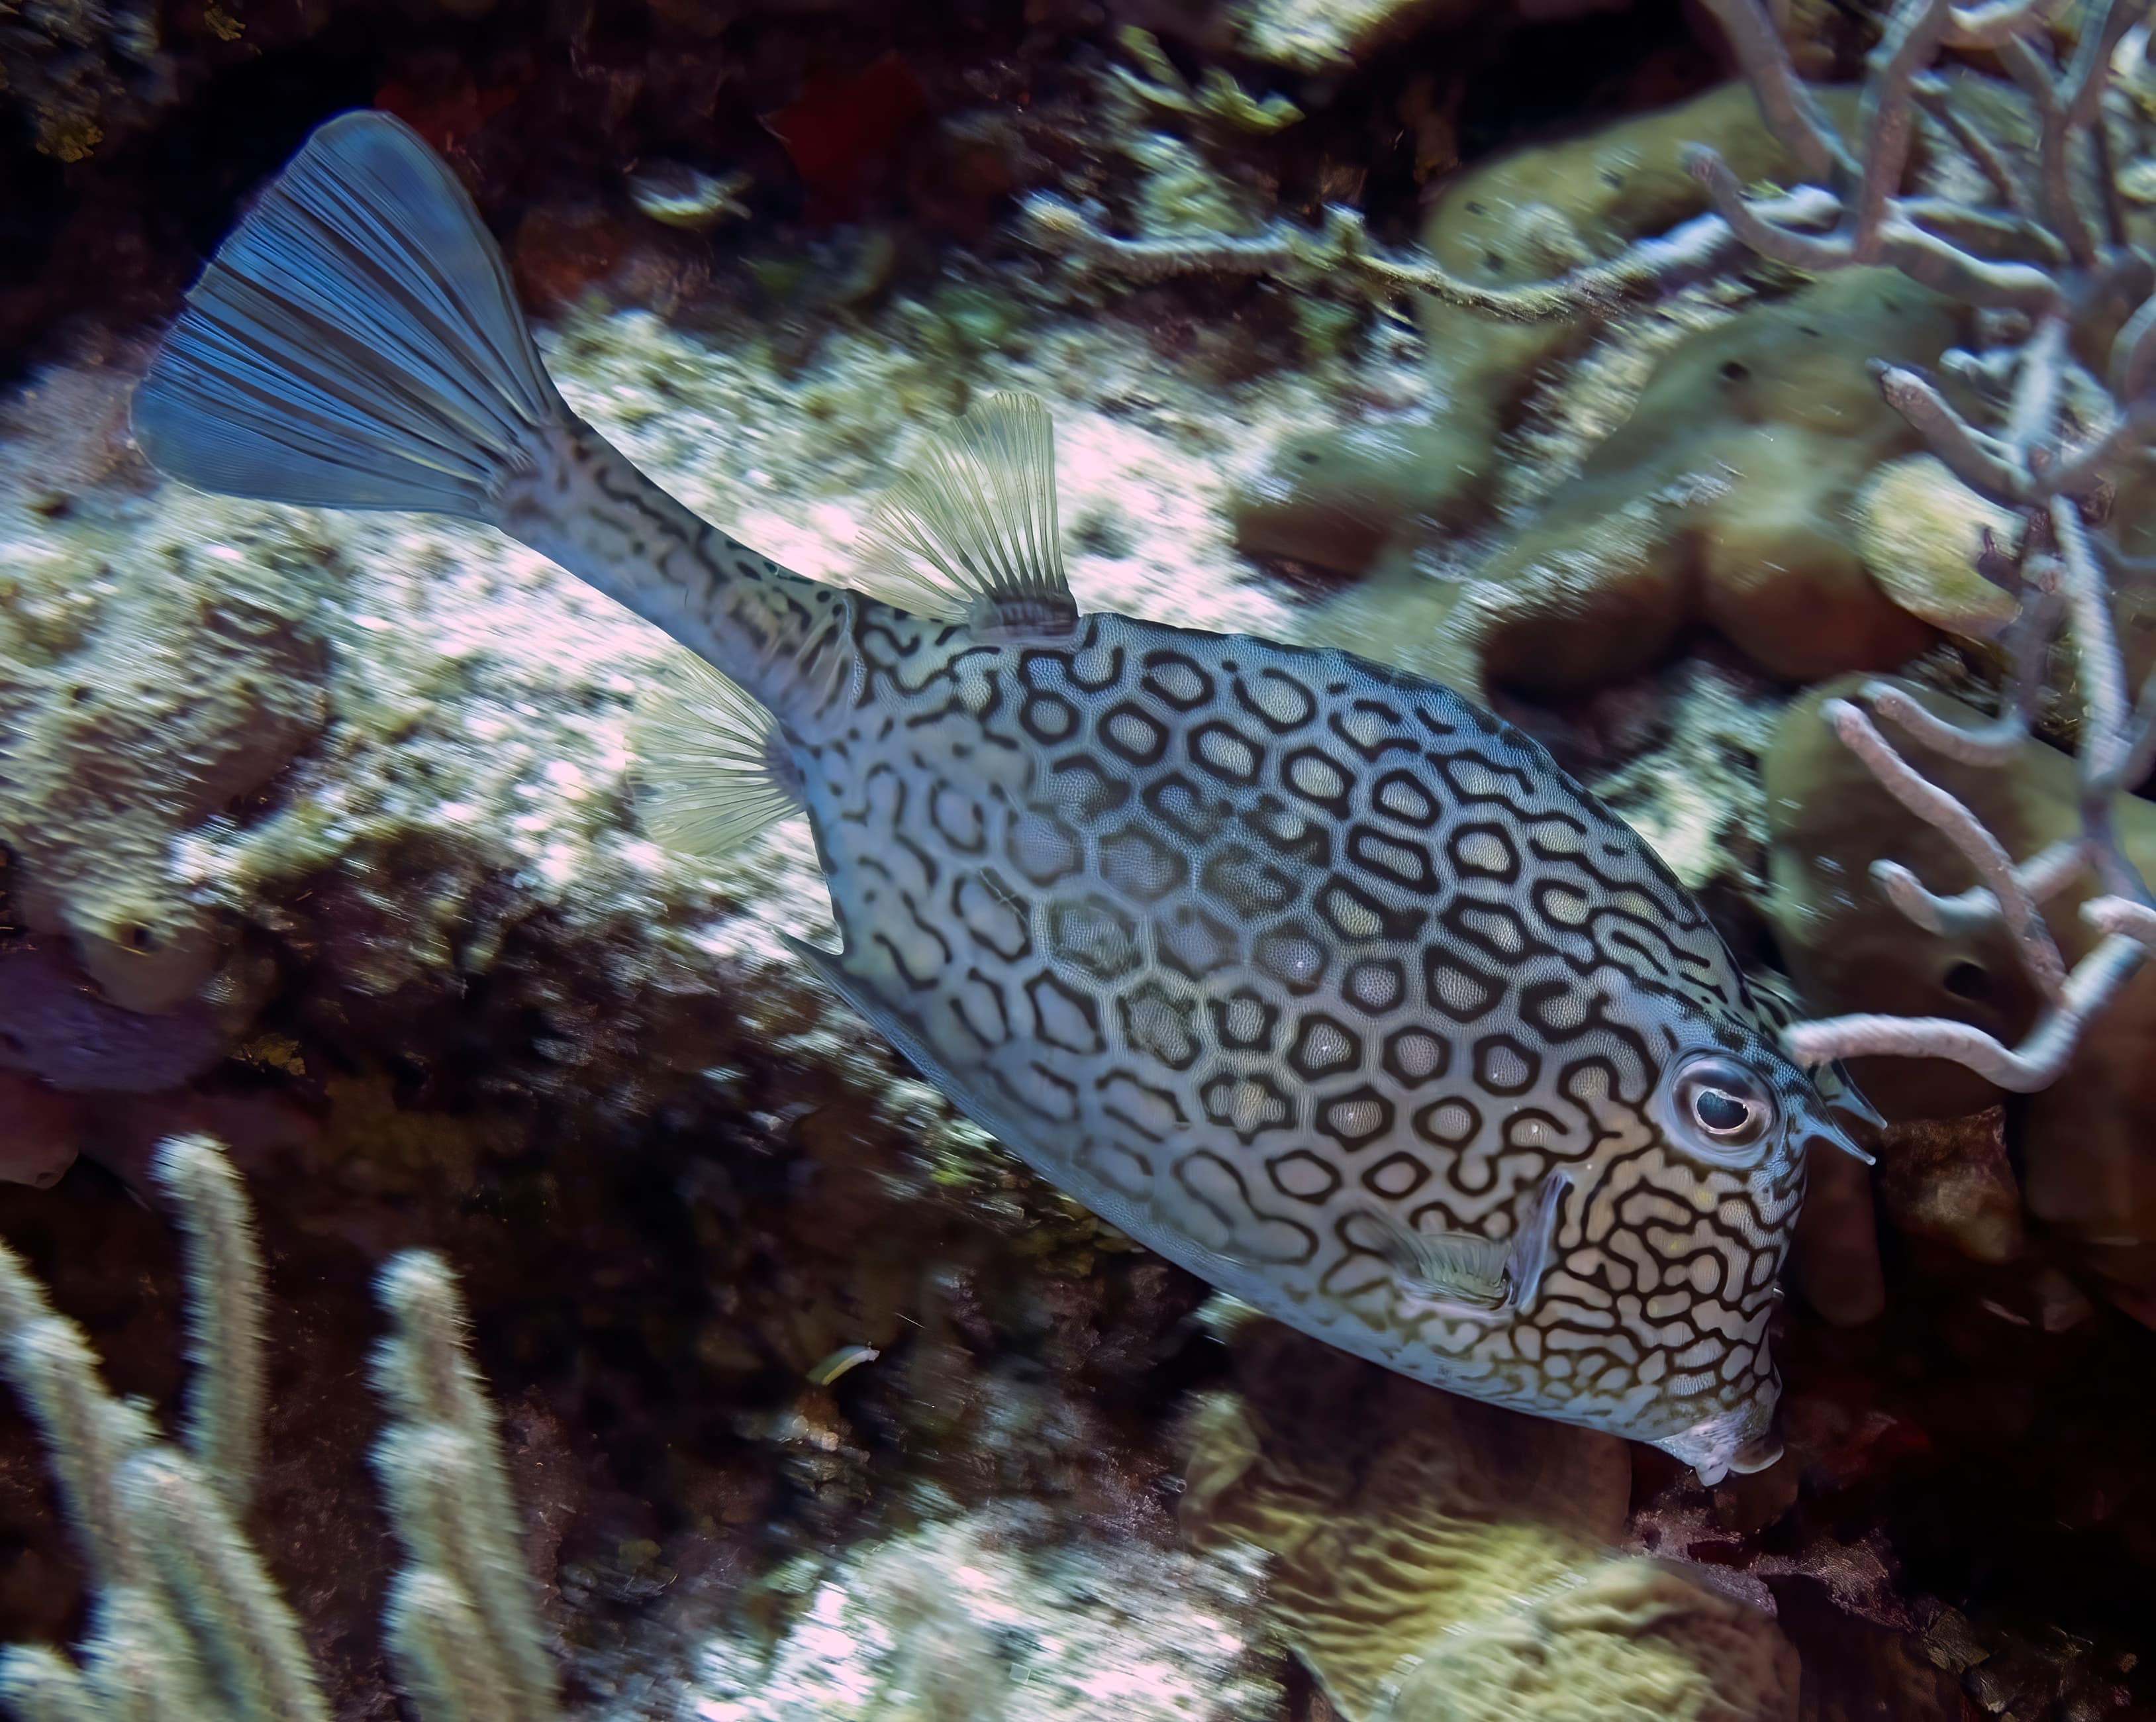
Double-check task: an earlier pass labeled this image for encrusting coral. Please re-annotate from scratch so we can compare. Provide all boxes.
[1178,1309,1799,1722]
[1765,677,2156,1326]
[1230,82,1837,576]
[1398,267,1954,696]
[0,483,328,1015]
[0,1133,562,1721]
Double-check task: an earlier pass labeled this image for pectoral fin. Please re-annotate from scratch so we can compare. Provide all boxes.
[1349,1170,1569,1318]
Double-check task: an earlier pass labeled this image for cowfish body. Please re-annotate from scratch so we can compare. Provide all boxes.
[789,604,1836,1480]
[125,110,1862,1485]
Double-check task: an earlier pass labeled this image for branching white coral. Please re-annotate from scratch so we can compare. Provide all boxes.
[1692,0,2156,1088]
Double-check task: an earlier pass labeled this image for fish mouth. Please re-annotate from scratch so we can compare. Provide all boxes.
[1664,1400,1781,1486]
[1724,1431,1785,1475]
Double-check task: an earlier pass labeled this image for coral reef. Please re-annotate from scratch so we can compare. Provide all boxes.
[0,1135,554,1721]
[0,386,329,1013]
[1179,1310,1798,1721]
[1232,82,1828,574]
[685,1507,1275,1721]
[1765,676,2156,1325]
[1406,267,1953,695]
[1681,0,2156,1156]
[1853,456,2022,642]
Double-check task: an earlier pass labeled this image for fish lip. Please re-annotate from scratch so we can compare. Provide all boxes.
[1664,1395,1780,1486]
[1724,1431,1785,1475]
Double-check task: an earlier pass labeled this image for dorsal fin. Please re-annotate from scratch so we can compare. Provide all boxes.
[630,651,803,864]
[1745,971,1885,1155]
[855,392,1080,640]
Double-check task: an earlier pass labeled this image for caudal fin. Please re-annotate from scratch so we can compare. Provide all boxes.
[131,111,562,520]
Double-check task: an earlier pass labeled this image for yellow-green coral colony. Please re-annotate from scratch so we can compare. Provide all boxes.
[131,111,1874,1482]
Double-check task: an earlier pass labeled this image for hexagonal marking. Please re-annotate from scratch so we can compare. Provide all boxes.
[1210,988,1279,1052]
[1328,698,1409,761]
[1344,958,1405,1015]
[1282,746,1353,815]
[1141,650,1214,711]
[1142,772,1227,844]
[1026,970,1103,1054]
[1317,877,1427,945]
[1235,669,1317,733]
[1371,769,1441,829]
[1253,919,1328,995]
[1006,809,1082,886]
[1442,899,1534,962]
[1413,1095,1481,1150]
[1098,822,1187,903]
[1269,1149,1342,1205]
[929,782,986,853]
[1347,825,1437,894]
[1289,1012,1361,1081]
[1316,1085,1394,1151]
[1049,755,1132,823]
[1048,895,1141,982]
[1202,845,1297,918]
[1522,978,1592,1037]
[1361,1152,1430,1199]
[1200,1070,1295,1142]
[1176,1150,1318,1263]
[1424,950,1502,1022]
[1099,1069,1188,1141]
[1021,690,1080,744]
[1449,824,1520,882]
[1119,980,1200,1071]
[1533,880,1593,929]
[1101,701,1169,767]
[1474,1033,1540,1095]
[1244,793,1329,868]
[952,969,1010,1048]
[1381,1027,1449,1087]
[1156,904,1240,980]
[1191,720,1263,787]
[1440,752,1538,804]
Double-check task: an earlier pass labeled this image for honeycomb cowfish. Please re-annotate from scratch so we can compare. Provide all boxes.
[131,111,1876,1484]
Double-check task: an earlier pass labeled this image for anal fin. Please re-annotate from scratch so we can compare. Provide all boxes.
[632,650,803,864]
[854,393,1080,641]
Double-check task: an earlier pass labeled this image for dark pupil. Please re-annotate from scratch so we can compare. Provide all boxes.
[1694,1089,1749,1133]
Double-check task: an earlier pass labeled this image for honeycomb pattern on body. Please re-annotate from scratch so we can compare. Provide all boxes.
[796,609,1828,1461]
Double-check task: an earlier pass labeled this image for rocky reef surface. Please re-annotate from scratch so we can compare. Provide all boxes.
[4,0,2156,1718]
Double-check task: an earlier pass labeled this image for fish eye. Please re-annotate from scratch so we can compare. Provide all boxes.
[1670,1054,1775,1154]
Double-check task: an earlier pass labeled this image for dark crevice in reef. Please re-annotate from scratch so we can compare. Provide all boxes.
[3,0,1726,380]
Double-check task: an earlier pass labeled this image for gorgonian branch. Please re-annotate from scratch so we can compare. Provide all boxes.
[1689,0,2156,1088]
